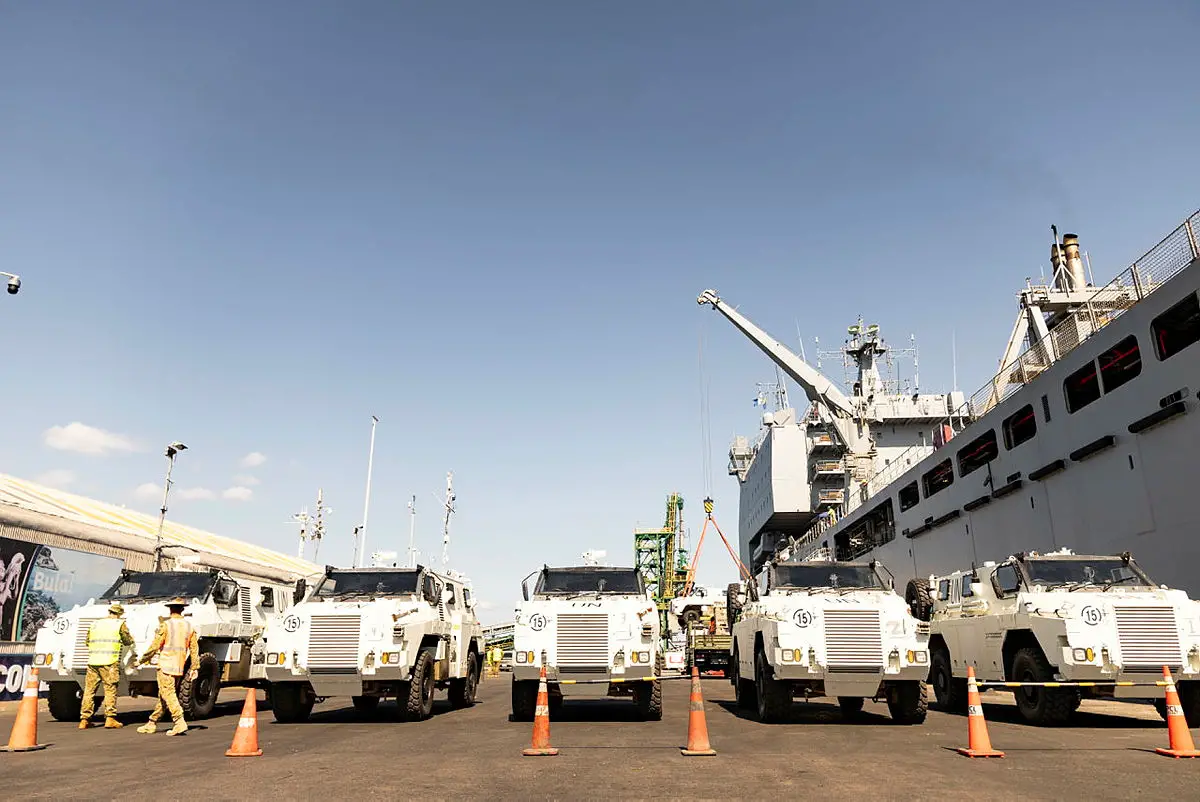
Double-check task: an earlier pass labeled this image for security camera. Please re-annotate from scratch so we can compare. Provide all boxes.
[6,277,19,295]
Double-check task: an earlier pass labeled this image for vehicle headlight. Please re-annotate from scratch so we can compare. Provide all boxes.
[630,651,649,664]
[781,649,797,662]
[381,651,401,664]
[906,650,928,664]
[516,651,531,664]
[1071,648,1095,662]
[33,653,50,666]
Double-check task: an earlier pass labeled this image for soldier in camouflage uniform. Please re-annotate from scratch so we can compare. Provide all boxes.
[80,602,137,729]
[136,597,201,736]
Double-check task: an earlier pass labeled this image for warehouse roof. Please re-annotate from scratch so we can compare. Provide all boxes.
[0,473,322,583]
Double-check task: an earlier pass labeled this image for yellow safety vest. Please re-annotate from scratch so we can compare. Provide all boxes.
[158,618,194,676]
[87,618,125,666]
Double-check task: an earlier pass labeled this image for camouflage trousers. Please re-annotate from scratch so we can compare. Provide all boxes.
[147,670,185,724]
[80,663,121,720]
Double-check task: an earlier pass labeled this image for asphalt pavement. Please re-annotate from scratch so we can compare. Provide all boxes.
[2,674,1197,799]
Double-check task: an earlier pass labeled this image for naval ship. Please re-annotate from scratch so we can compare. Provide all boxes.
[698,207,1200,606]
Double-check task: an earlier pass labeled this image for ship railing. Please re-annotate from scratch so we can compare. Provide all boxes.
[783,209,1200,563]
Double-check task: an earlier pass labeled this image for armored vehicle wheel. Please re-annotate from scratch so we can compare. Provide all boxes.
[47,682,82,722]
[754,646,791,723]
[511,678,537,721]
[271,682,313,723]
[635,655,663,721]
[930,648,966,713]
[179,652,221,719]
[1175,681,1200,727]
[449,651,479,709]
[403,647,437,721]
[731,649,754,710]
[887,681,928,725]
[1011,647,1078,726]
[352,695,379,712]
[905,578,933,622]
[838,697,864,717]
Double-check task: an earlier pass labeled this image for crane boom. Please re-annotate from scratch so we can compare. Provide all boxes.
[696,289,858,419]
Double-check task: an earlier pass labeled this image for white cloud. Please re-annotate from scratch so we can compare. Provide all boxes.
[239,452,267,468]
[232,474,262,486]
[44,422,140,456]
[176,487,216,501]
[222,486,254,501]
[36,469,76,489]
[134,482,161,500]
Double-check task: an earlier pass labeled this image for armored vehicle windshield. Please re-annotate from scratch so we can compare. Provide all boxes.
[535,567,643,595]
[101,571,216,602]
[772,563,883,590]
[315,569,421,598]
[1020,556,1153,589]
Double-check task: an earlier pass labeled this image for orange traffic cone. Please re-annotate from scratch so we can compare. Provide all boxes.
[681,665,716,756]
[955,665,1003,758]
[225,688,263,757]
[522,664,559,757]
[1,667,48,752]
[1155,666,1200,758]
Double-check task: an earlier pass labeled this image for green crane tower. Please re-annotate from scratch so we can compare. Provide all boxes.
[633,493,689,642]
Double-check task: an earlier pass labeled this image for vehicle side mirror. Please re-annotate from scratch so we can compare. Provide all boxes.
[294,579,307,605]
[522,580,530,602]
[441,588,453,604]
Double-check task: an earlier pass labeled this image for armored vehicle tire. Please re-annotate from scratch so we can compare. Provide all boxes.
[905,578,933,622]
[352,695,379,712]
[635,656,663,721]
[887,681,929,725]
[48,681,83,722]
[930,648,966,713]
[271,683,313,723]
[1171,682,1200,727]
[179,652,221,719]
[1011,647,1079,726]
[403,648,437,721]
[511,679,538,721]
[754,647,791,723]
[449,651,480,709]
[731,650,754,710]
[838,697,864,716]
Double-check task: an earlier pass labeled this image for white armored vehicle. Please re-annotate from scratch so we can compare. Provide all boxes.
[263,564,485,722]
[728,559,930,724]
[32,568,297,721]
[511,565,662,720]
[924,549,1200,726]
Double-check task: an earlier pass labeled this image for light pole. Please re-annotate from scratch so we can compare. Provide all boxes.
[356,415,379,568]
[154,441,187,570]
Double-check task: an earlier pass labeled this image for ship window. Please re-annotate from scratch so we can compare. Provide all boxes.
[1152,292,1200,361]
[1099,335,1142,394]
[1064,360,1100,413]
[922,458,954,497]
[957,429,998,476]
[898,481,919,511]
[1041,394,1051,423]
[1002,404,1037,450]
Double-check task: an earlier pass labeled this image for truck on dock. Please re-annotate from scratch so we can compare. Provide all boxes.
[32,568,298,721]
[728,559,930,724]
[511,564,662,720]
[922,549,1200,726]
[262,565,485,722]
[669,588,732,675]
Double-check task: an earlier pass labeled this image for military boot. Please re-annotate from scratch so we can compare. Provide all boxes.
[167,720,188,736]
[104,718,124,729]
[78,720,92,729]
[137,722,157,734]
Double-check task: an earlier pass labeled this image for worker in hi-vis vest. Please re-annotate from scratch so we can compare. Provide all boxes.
[80,602,136,729]
[135,597,201,736]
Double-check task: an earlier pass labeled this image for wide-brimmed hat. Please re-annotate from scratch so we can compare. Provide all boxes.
[165,597,189,608]
[108,602,125,615]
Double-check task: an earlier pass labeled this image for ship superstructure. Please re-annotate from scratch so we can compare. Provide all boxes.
[700,209,1200,602]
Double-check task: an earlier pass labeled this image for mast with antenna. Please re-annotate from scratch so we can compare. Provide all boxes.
[407,494,418,568]
[355,415,379,568]
[440,472,456,568]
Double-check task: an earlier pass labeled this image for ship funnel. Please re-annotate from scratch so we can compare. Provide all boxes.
[1050,235,1070,291]
[1062,233,1087,290]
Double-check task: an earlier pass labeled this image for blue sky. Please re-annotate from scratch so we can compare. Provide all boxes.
[1,2,1196,623]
